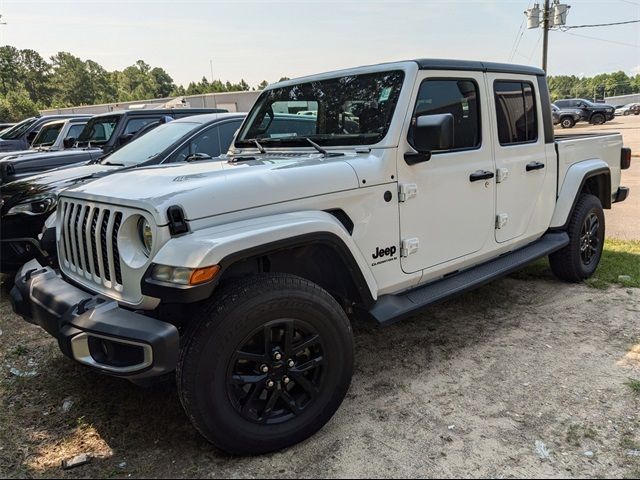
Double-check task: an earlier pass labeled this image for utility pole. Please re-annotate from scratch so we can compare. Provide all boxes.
[525,1,571,72]
[541,0,550,72]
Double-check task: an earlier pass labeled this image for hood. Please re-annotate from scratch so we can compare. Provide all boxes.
[0,148,43,161]
[62,153,361,225]
[0,139,26,152]
[1,163,120,211]
[0,148,100,165]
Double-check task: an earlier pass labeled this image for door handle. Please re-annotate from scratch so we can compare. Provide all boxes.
[526,161,545,172]
[469,170,495,182]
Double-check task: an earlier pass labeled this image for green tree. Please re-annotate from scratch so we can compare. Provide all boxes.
[19,49,52,105]
[0,46,22,96]
[257,80,269,90]
[150,67,176,98]
[0,88,39,122]
[50,52,93,106]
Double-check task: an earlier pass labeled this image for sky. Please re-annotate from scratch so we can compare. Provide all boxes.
[0,0,638,88]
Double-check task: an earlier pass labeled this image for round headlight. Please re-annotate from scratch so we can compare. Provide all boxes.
[138,217,153,255]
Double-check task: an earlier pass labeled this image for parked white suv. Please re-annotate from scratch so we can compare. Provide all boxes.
[11,59,632,455]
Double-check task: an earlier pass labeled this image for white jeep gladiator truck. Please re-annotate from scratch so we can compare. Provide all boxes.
[10,59,631,455]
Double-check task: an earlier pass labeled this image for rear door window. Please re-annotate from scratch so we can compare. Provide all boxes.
[218,119,243,152]
[494,81,538,145]
[123,117,158,135]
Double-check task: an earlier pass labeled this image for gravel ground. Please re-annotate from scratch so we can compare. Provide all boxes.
[0,116,638,479]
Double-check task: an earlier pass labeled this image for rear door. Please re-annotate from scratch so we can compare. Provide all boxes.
[487,75,555,243]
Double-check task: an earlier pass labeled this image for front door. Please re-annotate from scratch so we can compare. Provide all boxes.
[398,72,495,274]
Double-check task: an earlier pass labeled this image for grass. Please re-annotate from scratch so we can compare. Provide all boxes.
[586,239,640,289]
[625,378,640,394]
[566,423,599,446]
[515,239,640,289]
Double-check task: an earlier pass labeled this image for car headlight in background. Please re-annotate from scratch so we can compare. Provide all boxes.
[6,195,56,216]
[138,217,153,255]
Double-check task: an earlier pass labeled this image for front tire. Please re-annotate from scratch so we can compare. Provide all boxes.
[591,113,606,125]
[549,194,605,282]
[561,117,576,128]
[177,273,354,455]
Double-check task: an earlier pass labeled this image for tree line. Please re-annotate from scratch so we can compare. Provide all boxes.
[548,71,640,103]
[1,45,639,122]
[0,46,285,122]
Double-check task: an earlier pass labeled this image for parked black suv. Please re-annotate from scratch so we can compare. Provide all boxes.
[554,99,615,125]
[0,108,226,184]
[0,113,245,273]
[0,114,89,153]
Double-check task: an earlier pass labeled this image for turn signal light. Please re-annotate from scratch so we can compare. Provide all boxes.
[190,265,221,285]
[151,264,220,286]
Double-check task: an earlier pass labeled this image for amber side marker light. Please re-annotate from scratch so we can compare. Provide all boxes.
[190,265,221,285]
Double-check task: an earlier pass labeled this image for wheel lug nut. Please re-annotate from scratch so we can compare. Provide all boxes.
[266,380,275,388]
[287,360,295,368]
[283,376,290,385]
[260,364,269,373]
[274,352,282,361]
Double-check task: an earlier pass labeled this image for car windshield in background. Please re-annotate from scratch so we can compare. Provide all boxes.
[31,122,63,148]
[103,121,199,166]
[0,117,37,140]
[236,70,405,148]
[77,116,119,146]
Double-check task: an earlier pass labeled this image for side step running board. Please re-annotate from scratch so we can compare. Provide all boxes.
[369,232,569,326]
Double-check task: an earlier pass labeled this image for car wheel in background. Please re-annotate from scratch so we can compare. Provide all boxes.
[561,117,575,128]
[591,113,606,125]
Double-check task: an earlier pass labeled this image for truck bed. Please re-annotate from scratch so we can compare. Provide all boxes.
[554,131,623,207]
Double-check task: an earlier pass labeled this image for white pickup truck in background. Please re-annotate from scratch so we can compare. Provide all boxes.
[11,59,631,455]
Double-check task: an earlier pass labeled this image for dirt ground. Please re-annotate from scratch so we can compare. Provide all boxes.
[0,116,639,479]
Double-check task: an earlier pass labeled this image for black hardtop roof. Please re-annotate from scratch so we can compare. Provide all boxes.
[89,108,228,119]
[414,59,546,76]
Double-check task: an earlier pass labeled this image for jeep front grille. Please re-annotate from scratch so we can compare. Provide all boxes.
[59,199,124,290]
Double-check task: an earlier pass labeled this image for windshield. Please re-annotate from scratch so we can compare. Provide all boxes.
[236,70,405,148]
[0,117,38,140]
[77,116,120,147]
[31,122,64,148]
[103,121,199,166]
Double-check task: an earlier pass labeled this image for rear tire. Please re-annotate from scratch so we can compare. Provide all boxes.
[549,194,605,282]
[177,273,354,455]
[591,113,606,125]
[561,117,575,128]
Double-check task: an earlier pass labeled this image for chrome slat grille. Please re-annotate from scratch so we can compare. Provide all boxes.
[59,199,124,291]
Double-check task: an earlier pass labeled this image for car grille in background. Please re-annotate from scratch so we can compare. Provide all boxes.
[59,199,124,289]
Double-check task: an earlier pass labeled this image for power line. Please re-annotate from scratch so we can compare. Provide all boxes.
[559,29,640,48]
[561,19,640,29]
[508,0,533,62]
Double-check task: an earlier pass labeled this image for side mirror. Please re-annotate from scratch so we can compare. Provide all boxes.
[63,137,76,149]
[406,113,454,164]
[26,131,37,144]
[118,133,135,146]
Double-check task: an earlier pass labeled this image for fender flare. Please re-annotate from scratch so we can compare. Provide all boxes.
[550,159,610,229]
[147,210,378,304]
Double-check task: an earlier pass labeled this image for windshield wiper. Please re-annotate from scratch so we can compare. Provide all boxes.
[305,138,328,156]
[253,139,266,154]
[102,161,125,166]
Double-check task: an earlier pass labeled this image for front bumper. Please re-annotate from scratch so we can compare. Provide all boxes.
[10,259,179,379]
[1,237,49,273]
